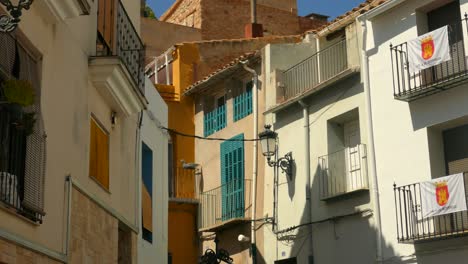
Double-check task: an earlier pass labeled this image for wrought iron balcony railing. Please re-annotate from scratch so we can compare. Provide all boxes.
[96,0,145,94]
[390,17,468,102]
[318,144,368,200]
[199,179,252,231]
[283,38,348,101]
[394,173,468,243]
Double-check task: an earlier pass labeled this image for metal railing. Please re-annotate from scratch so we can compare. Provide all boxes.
[199,179,252,230]
[390,17,468,101]
[96,0,145,94]
[394,173,468,243]
[169,167,197,199]
[318,144,368,200]
[283,38,348,100]
[203,105,227,137]
[0,106,43,223]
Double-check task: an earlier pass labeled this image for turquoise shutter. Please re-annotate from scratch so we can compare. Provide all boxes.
[220,134,245,221]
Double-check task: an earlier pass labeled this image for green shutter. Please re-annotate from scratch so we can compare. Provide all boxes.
[220,134,245,220]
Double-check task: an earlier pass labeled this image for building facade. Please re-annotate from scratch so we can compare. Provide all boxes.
[138,78,169,263]
[0,0,160,263]
[260,2,381,263]
[361,0,468,262]
[184,53,265,263]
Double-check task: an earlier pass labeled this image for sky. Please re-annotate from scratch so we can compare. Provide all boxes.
[147,0,365,20]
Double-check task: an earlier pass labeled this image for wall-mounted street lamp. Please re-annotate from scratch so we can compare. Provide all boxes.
[0,0,34,33]
[258,125,293,179]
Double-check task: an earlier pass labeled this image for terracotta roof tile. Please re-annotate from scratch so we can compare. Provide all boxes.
[305,0,388,35]
[183,52,261,95]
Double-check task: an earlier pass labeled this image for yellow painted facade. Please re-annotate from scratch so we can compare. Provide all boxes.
[155,44,200,264]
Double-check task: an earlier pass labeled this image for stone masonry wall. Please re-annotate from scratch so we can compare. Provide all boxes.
[192,36,301,82]
[70,189,119,263]
[160,0,202,29]
[0,238,62,264]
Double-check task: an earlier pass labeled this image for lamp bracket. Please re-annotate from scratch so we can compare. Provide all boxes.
[267,152,293,179]
[0,0,34,33]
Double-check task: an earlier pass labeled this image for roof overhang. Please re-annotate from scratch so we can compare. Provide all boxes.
[183,54,261,96]
[357,0,406,21]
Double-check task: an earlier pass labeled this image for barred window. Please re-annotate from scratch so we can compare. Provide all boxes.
[0,32,46,223]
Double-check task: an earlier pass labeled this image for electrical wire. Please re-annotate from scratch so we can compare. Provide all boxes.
[160,126,262,142]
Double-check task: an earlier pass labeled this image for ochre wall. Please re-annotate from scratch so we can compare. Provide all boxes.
[168,202,198,264]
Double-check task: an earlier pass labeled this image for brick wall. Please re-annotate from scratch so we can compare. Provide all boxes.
[191,36,300,82]
[160,0,202,29]
[200,0,303,39]
[0,238,62,264]
[161,0,324,40]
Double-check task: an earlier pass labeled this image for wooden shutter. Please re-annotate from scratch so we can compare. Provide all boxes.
[98,0,116,52]
[89,119,109,190]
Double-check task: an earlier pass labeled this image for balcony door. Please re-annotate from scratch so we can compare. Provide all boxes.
[220,134,245,221]
[422,1,465,85]
[344,120,361,192]
[441,124,468,232]
[97,0,116,54]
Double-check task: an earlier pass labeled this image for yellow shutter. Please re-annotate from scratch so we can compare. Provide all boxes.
[89,118,110,190]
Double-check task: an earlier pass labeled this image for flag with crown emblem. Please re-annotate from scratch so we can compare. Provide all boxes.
[421,173,467,219]
[407,26,451,73]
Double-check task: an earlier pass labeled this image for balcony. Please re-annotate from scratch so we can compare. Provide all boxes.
[282,38,352,101]
[199,179,252,231]
[318,144,368,200]
[394,173,468,243]
[169,167,198,201]
[0,104,45,223]
[89,0,146,116]
[391,19,468,102]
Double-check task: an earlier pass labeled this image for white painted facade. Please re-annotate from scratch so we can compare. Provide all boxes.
[138,78,169,263]
[362,0,468,263]
[261,19,380,264]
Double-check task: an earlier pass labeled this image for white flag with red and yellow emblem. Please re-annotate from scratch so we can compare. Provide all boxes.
[407,26,451,73]
[421,173,467,219]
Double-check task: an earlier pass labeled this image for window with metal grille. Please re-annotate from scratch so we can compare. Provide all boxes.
[220,134,245,221]
[0,32,46,223]
[89,118,110,190]
[233,81,253,122]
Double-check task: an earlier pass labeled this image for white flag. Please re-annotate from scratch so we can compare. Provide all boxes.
[421,173,467,219]
[407,26,451,73]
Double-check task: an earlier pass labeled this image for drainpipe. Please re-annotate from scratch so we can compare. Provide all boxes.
[242,61,258,264]
[357,18,383,263]
[251,0,257,24]
[298,100,313,257]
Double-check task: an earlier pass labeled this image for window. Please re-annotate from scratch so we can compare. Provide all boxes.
[220,134,245,221]
[233,81,253,121]
[141,142,153,243]
[319,109,368,200]
[204,95,227,137]
[89,118,110,190]
[0,32,46,223]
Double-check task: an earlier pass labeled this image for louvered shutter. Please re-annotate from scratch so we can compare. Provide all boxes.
[220,134,245,221]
